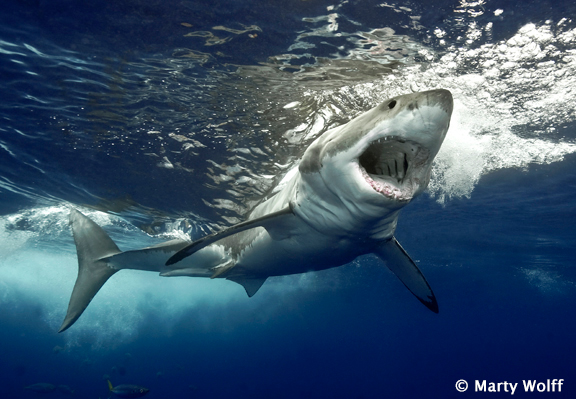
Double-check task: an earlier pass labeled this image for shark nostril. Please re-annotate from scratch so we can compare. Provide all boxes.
[388,100,397,109]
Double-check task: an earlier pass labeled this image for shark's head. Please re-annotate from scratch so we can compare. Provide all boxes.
[296,89,453,238]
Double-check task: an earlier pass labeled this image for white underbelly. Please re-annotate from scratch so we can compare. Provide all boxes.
[233,227,372,277]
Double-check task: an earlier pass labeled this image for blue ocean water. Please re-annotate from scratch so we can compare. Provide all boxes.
[1,0,576,398]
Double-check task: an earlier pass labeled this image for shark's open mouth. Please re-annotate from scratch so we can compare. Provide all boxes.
[358,137,429,201]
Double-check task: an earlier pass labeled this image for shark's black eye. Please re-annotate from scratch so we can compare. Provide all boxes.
[388,100,397,109]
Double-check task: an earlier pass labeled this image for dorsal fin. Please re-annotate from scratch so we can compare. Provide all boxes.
[166,203,294,266]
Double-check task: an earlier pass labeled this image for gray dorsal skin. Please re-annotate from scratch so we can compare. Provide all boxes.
[60,89,453,331]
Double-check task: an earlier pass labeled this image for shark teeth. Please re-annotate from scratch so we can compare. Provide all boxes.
[360,167,407,200]
[358,137,428,200]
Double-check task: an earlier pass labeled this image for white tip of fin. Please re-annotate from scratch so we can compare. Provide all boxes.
[374,238,439,313]
[210,260,236,279]
[59,209,122,332]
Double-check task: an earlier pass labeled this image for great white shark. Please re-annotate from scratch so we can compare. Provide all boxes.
[60,89,453,332]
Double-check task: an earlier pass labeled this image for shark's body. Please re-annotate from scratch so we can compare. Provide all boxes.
[60,89,453,332]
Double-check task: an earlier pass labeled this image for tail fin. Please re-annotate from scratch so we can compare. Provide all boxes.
[58,209,122,332]
[107,380,114,391]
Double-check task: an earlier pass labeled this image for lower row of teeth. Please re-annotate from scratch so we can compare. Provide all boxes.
[362,169,404,199]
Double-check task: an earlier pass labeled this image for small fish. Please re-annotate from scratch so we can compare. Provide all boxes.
[57,384,75,395]
[107,380,149,398]
[24,383,56,393]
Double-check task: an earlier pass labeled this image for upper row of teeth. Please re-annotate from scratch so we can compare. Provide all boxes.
[374,157,407,180]
[374,137,406,144]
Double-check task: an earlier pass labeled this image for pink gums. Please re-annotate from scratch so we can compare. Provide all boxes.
[361,168,411,202]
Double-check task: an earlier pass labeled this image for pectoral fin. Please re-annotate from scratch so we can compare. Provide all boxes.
[374,238,438,313]
[166,204,295,266]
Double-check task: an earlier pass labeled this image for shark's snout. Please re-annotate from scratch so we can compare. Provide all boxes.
[384,89,452,114]
[421,88,453,114]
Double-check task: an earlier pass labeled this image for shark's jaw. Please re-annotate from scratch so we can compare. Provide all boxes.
[358,136,430,202]
[295,89,453,237]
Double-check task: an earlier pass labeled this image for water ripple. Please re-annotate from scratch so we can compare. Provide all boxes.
[0,0,575,230]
